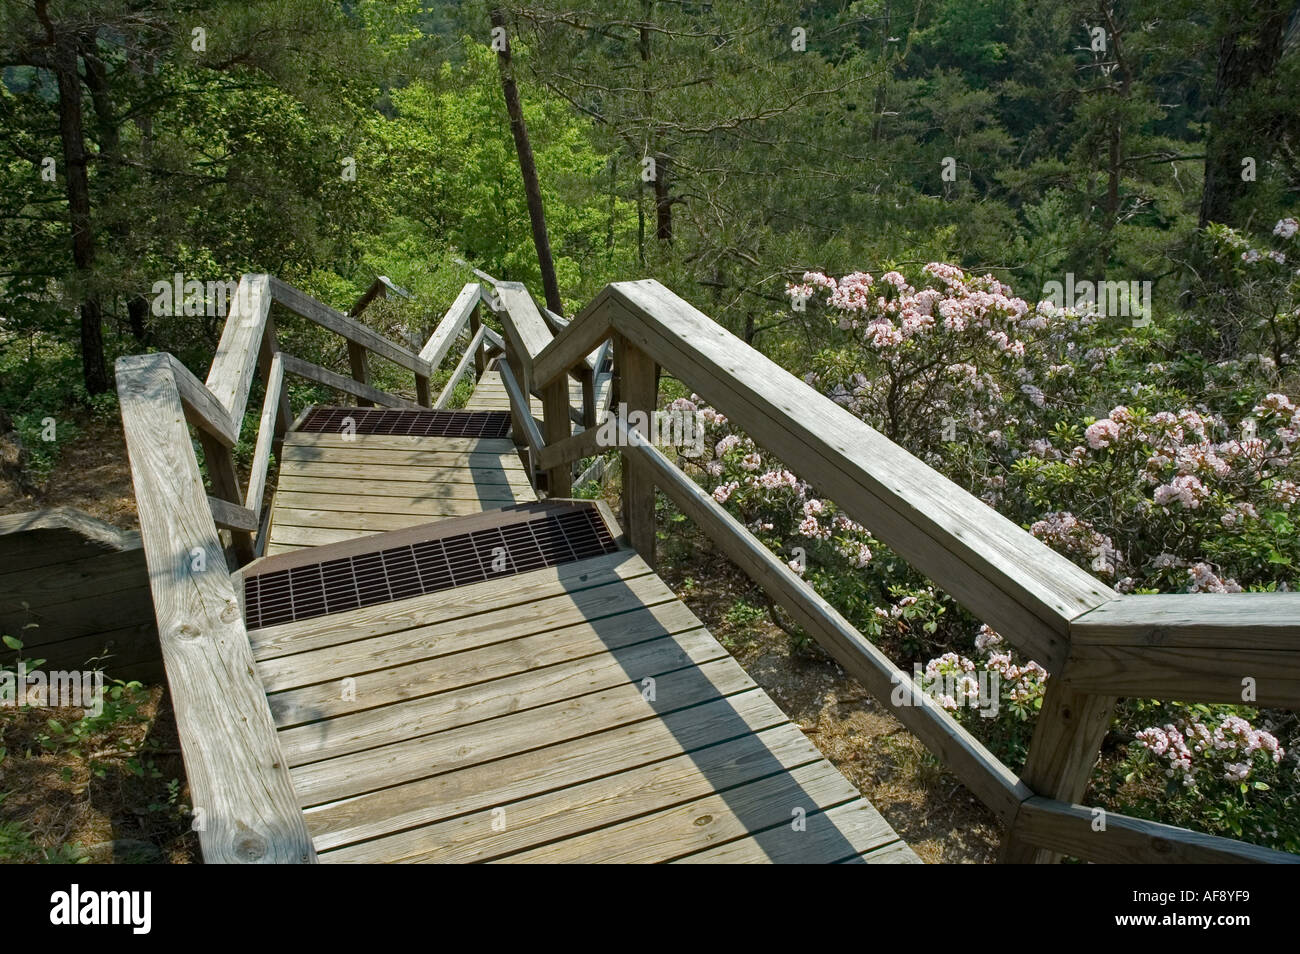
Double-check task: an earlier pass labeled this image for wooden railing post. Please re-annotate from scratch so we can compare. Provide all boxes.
[1000,681,1116,863]
[542,378,573,497]
[195,432,255,566]
[469,300,486,378]
[346,341,373,408]
[613,333,657,565]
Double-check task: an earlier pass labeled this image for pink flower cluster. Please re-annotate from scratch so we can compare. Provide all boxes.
[1137,715,1284,786]
[786,266,1042,357]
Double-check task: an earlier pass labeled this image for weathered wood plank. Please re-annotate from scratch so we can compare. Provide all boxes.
[272,486,523,510]
[279,353,420,409]
[674,799,911,864]
[275,473,532,496]
[499,759,860,863]
[115,353,314,863]
[256,569,676,696]
[268,503,496,530]
[277,459,528,482]
[606,280,1115,670]
[269,276,431,377]
[290,656,757,807]
[307,688,788,851]
[204,274,271,428]
[1011,797,1300,864]
[325,722,824,863]
[273,624,719,767]
[283,432,517,455]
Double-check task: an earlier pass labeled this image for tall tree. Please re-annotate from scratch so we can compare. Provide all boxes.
[1199,0,1297,227]
[489,6,564,316]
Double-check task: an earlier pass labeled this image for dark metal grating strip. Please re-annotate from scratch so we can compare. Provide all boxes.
[244,506,619,629]
[297,406,512,439]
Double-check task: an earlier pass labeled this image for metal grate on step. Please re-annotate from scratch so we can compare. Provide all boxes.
[297,406,512,439]
[243,505,619,629]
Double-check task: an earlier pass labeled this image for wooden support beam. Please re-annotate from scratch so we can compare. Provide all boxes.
[346,340,372,408]
[195,430,254,566]
[542,377,574,497]
[497,359,545,455]
[469,301,486,377]
[207,496,259,534]
[613,334,656,566]
[1000,682,1115,863]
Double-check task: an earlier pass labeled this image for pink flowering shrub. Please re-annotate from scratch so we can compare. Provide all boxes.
[1012,395,1300,594]
[919,625,1050,765]
[1116,707,1296,850]
[649,258,1300,849]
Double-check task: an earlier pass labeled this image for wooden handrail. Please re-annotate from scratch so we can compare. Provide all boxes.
[115,352,315,863]
[419,283,481,368]
[618,421,1030,824]
[269,276,432,378]
[435,324,486,408]
[510,273,1300,864]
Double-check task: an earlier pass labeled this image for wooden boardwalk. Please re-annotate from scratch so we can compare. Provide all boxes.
[239,374,918,863]
[265,428,535,556]
[112,273,1300,864]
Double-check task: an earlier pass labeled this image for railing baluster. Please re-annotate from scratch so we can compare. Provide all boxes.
[613,333,657,565]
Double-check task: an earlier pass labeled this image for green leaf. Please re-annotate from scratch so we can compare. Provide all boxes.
[1,635,21,651]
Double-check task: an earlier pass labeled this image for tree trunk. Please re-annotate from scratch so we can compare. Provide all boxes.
[489,7,564,317]
[53,31,108,395]
[1199,2,1292,228]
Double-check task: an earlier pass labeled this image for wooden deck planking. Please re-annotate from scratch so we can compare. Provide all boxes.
[246,545,917,863]
[243,376,915,862]
[463,369,585,427]
[264,423,536,556]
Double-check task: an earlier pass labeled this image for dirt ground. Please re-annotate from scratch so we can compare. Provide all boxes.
[1,411,138,527]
